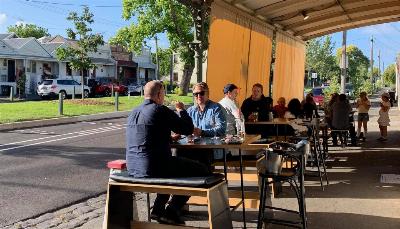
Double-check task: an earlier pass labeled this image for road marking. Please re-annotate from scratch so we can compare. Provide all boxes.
[0,126,127,152]
[0,125,126,148]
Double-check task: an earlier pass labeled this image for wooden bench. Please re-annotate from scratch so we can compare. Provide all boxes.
[103,162,232,229]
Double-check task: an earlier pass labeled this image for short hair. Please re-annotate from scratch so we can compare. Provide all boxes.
[252,83,263,92]
[277,97,285,104]
[192,82,209,92]
[338,94,347,101]
[144,80,164,98]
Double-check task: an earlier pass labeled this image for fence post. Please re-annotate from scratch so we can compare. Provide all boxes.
[115,92,119,111]
[72,86,75,100]
[111,86,114,97]
[140,86,143,97]
[59,93,63,115]
[10,86,14,102]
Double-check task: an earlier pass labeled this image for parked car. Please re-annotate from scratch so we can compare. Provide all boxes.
[37,79,90,99]
[127,83,144,95]
[345,83,354,98]
[312,87,325,108]
[90,78,128,97]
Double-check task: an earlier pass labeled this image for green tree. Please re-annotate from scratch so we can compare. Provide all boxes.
[152,48,173,78]
[306,36,340,83]
[382,64,396,87]
[336,45,369,93]
[110,0,196,95]
[7,23,50,38]
[56,6,104,100]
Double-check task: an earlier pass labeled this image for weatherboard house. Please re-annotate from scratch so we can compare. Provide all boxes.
[0,33,116,96]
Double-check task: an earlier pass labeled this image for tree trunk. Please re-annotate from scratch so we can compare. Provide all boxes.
[179,65,194,96]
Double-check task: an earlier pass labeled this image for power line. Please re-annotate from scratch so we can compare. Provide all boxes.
[24,0,122,8]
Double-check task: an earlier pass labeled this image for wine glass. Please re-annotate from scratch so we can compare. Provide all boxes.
[211,116,218,139]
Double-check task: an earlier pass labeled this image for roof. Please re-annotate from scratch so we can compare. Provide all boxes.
[215,0,400,40]
[117,60,138,67]
[91,57,115,65]
[138,62,156,69]
[41,42,63,55]
[0,33,17,40]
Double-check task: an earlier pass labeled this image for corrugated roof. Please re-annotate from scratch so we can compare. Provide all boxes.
[41,42,63,55]
[3,38,32,49]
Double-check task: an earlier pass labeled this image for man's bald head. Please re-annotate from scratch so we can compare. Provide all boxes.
[144,80,164,103]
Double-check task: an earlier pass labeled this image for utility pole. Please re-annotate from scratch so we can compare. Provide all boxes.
[154,36,159,80]
[370,36,374,83]
[378,49,382,85]
[340,30,347,94]
[170,53,174,93]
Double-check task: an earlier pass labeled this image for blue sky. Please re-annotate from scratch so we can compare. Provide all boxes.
[0,0,399,71]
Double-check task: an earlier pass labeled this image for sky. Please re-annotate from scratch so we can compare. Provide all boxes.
[0,0,399,71]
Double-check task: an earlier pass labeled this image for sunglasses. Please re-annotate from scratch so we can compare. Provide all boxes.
[193,91,206,97]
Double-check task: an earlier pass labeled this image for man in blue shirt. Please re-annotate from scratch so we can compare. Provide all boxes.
[126,80,210,225]
[183,82,227,165]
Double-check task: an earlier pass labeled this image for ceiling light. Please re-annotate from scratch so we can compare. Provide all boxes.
[301,11,309,20]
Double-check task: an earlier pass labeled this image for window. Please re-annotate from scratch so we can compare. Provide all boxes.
[66,62,72,76]
[173,72,178,81]
[26,60,31,72]
[42,80,53,85]
[31,61,36,73]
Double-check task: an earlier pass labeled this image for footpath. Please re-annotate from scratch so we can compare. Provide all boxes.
[3,102,400,229]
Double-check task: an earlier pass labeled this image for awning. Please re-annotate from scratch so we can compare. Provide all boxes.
[117,60,138,68]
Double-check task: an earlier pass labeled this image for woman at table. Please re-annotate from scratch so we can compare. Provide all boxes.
[302,94,319,119]
[273,97,288,118]
[241,83,273,122]
[284,98,303,119]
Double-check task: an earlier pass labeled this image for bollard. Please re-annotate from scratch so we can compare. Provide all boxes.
[140,86,143,97]
[115,92,119,111]
[58,93,63,115]
[72,86,75,100]
[10,86,14,102]
[111,86,114,97]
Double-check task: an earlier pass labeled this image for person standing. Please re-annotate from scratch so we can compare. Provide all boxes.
[219,83,243,135]
[126,80,210,225]
[331,94,352,146]
[241,83,273,122]
[356,92,371,140]
[377,92,391,141]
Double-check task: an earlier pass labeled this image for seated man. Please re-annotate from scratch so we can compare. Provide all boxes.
[241,83,273,122]
[184,82,227,165]
[126,80,210,225]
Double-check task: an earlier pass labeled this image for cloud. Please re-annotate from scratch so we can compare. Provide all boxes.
[0,13,7,25]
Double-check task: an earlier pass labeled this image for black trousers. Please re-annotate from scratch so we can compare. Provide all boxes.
[153,156,211,212]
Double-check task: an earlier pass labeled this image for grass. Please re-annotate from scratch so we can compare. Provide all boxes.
[0,94,194,124]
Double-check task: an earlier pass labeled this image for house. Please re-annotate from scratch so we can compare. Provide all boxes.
[0,33,116,96]
[170,52,206,86]
[110,45,138,85]
[132,47,156,84]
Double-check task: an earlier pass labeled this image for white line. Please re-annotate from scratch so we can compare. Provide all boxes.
[0,126,125,147]
[0,127,126,152]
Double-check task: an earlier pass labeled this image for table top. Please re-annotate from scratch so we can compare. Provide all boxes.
[171,135,272,150]
[245,118,292,125]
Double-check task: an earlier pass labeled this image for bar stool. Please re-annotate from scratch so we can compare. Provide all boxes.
[257,142,307,229]
[309,118,329,190]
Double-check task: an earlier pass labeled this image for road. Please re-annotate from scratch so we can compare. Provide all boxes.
[0,118,127,227]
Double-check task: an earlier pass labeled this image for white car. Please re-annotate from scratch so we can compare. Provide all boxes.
[128,83,144,95]
[37,79,90,99]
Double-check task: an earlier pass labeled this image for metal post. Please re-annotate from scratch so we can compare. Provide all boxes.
[10,86,14,102]
[340,30,347,94]
[140,86,143,97]
[115,92,119,111]
[111,86,114,97]
[72,86,75,100]
[58,93,63,115]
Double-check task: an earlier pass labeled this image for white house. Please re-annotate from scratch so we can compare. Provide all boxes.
[132,47,156,84]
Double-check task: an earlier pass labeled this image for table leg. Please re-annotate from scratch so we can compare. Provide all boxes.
[300,152,307,229]
[239,148,247,228]
[223,149,228,184]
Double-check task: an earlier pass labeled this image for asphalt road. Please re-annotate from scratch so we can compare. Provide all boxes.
[0,118,127,227]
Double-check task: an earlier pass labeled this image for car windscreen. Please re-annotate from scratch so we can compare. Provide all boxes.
[312,88,324,96]
[42,80,53,85]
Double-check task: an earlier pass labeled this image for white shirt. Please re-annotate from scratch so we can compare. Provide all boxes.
[219,97,242,135]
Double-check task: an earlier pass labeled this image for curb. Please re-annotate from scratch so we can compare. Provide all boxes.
[0,111,130,131]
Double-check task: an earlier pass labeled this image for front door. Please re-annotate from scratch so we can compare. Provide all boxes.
[7,60,15,82]
[145,69,148,82]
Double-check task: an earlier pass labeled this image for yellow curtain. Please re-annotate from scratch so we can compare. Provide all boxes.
[272,32,306,104]
[206,1,273,105]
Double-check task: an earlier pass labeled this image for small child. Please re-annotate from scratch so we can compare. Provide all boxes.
[377,92,391,141]
[356,92,371,140]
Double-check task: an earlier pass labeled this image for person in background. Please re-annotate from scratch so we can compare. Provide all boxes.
[219,83,243,135]
[302,94,319,119]
[241,83,273,122]
[356,92,371,140]
[377,92,391,141]
[324,93,339,128]
[330,94,352,146]
[126,80,210,225]
[273,97,288,118]
[284,98,303,119]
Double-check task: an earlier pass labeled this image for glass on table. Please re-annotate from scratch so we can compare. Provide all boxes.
[187,134,195,143]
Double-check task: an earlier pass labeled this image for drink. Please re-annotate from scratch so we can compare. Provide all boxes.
[252,112,259,122]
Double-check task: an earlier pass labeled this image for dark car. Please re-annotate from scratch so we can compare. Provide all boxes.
[312,87,325,108]
[89,78,128,97]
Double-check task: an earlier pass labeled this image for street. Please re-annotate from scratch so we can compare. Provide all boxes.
[0,118,127,227]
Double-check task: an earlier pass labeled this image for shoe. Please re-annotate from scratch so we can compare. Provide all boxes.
[358,133,364,139]
[381,137,388,142]
[158,207,185,225]
[377,137,383,141]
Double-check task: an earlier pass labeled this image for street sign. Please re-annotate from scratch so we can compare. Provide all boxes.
[311,73,318,79]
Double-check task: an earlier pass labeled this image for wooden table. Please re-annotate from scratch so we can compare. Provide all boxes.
[171,135,265,229]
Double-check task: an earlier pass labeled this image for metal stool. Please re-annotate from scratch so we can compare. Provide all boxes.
[257,142,307,229]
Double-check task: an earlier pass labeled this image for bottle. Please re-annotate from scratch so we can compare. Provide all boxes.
[268,111,273,122]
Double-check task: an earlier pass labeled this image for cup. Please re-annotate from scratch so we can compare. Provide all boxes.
[187,135,195,143]
[252,112,259,122]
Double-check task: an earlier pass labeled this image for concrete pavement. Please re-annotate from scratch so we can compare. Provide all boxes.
[3,104,400,229]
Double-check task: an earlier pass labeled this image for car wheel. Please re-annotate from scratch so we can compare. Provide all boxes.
[83,90,89,98]
[104,89,111,97]
[59,90,67,99]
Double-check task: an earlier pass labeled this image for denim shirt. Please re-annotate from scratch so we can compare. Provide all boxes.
[187,100,227,137]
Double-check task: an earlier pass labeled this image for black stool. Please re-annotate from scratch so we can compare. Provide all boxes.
[257,142,307,229]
